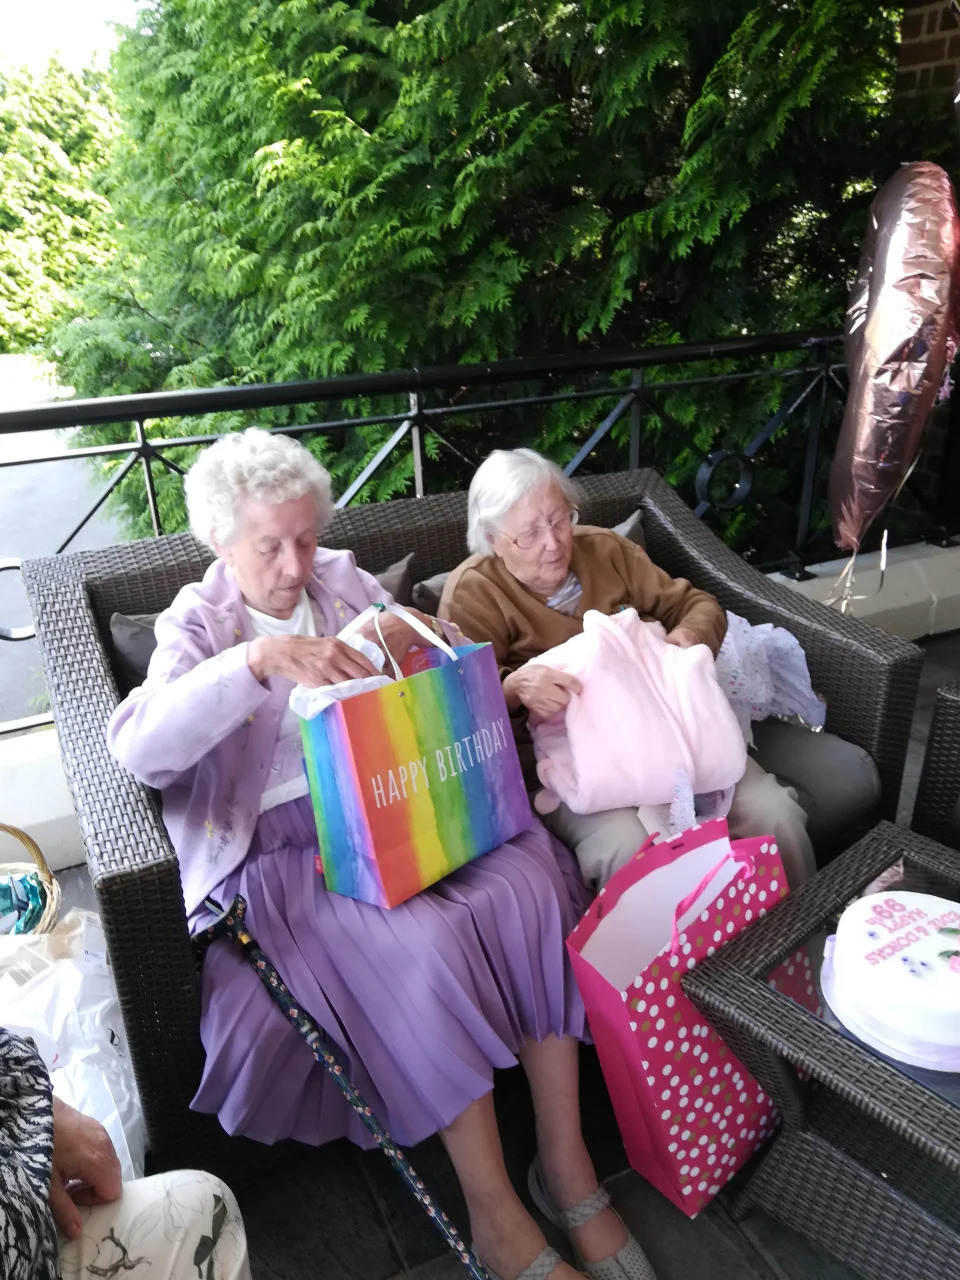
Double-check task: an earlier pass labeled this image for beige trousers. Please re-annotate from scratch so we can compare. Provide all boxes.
[543,756,816,890]
[59,1170,251,1280]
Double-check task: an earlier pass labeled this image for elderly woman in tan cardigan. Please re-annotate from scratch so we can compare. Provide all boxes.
[440,448,837,890]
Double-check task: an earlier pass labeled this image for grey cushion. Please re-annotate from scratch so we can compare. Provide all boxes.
[611,507,645,549]
[109,611,159,689]
[108,551,417,684]
[376,550,415,607]
[750,719,881,846]
[412,570,450,614]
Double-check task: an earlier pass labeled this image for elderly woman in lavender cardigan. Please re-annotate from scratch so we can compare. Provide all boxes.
[107,430,656,1280]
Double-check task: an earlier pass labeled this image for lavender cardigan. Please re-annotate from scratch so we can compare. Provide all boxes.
[108,548,452,917]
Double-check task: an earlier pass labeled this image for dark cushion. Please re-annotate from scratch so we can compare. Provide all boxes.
[108,551,417,685]
[411,571,450,615]
[109,611,160,689]
[374,550,414,607]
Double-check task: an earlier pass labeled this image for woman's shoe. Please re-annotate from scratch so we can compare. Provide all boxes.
[527,1158,658,1280]
[475,1243,566,1280]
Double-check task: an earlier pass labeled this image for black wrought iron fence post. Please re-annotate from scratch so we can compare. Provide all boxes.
[410,386,425,498]
[136,419,163,536]
[628,368,644,471]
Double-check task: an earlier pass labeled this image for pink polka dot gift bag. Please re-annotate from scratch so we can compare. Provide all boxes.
[567,816,788,1217]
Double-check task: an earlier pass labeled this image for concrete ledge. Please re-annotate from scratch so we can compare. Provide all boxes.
[0,728,85,871]
[769,542,960,640]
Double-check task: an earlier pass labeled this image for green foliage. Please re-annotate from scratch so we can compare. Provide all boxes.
[42,1,945,550]
[0,61,117,353]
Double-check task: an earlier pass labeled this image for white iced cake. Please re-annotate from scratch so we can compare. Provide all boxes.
[823,889,960,1070]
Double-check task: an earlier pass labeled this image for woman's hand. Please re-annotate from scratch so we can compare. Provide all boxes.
[503,664,582,717]
[357,609,443,666]
[247,635,380,686]
[49,1097,122,1240]
[664,626,701,649]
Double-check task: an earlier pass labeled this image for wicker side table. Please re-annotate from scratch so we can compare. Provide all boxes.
[683,821,960,1280]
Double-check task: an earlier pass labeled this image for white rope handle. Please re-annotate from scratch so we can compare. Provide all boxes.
[338,603,457,680]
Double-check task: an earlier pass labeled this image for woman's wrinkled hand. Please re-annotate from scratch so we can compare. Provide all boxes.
[50,1097,122,1240]
[664,626,702,649]
[503,664,582,717]
[247,635,379,686]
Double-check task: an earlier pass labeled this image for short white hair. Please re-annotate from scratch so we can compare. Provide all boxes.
[466,448,580,556]
[185,427,334,549]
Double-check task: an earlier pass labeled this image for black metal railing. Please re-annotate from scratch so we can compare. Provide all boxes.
[1,328,834,540]
[3,326,954,665]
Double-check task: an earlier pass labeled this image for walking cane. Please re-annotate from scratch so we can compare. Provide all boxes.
[194,895,491,1280]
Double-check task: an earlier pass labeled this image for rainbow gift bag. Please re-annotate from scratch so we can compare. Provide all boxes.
[298,608,532,908]
[567,817,788,1216]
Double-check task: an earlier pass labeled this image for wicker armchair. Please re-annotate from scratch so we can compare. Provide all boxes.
[912,684,960,849]
[21,469,922,1177]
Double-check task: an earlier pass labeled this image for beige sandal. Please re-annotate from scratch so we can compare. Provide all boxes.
[476,1243,567,1280]
[527,1159,658,1280]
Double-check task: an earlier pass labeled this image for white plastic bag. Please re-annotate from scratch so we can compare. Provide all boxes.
[715,610,826,745]
[0,911,145,1180]
[289,673,393,720]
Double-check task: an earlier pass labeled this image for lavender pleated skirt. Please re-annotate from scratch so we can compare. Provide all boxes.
[190,796,591,1149]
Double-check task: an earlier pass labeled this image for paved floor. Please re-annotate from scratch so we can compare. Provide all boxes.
[55,632,960,1280]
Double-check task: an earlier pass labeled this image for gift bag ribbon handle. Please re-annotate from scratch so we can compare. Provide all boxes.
[669,849,755,956]
[338,602,457,680]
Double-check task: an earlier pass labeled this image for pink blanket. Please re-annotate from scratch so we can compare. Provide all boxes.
[529,609,747,815]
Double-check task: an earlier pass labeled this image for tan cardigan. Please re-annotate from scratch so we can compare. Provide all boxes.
[439,525,727,781]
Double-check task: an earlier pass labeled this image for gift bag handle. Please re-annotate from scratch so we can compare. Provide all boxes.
[669,848,755,956]
[339,602,458,680]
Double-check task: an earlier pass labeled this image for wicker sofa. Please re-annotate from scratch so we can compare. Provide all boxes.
[912,684,960,848]
[22,469,923,1178]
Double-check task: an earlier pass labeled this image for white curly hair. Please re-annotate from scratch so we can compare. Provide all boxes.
[466,448,579,557]
[185,427,334,550]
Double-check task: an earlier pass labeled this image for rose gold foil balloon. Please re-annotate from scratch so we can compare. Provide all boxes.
[829,161,959,552]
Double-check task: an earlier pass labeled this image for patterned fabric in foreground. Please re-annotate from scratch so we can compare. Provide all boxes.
[0,1028,59,1280]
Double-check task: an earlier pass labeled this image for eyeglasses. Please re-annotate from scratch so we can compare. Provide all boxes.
[503,508,579,551]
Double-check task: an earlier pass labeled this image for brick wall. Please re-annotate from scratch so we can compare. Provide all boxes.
[898,0,960,93]
[895,5,958,511]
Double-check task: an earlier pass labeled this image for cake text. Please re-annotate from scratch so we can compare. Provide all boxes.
[863,898,960,965]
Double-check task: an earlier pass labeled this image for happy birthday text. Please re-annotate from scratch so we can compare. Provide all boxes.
[369,717,510,808]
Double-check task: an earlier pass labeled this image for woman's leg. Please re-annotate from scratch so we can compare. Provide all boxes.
[440,1093,579,1280]
[750,721,880,848]
[727,756,816,888]
[541,803,649,889]
[518,1035,627,1264]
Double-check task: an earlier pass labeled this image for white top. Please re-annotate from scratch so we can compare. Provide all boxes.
[245,590,316,640]
[245,591,317,812]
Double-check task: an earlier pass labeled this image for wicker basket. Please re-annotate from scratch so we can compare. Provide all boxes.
[0,823,61,934]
